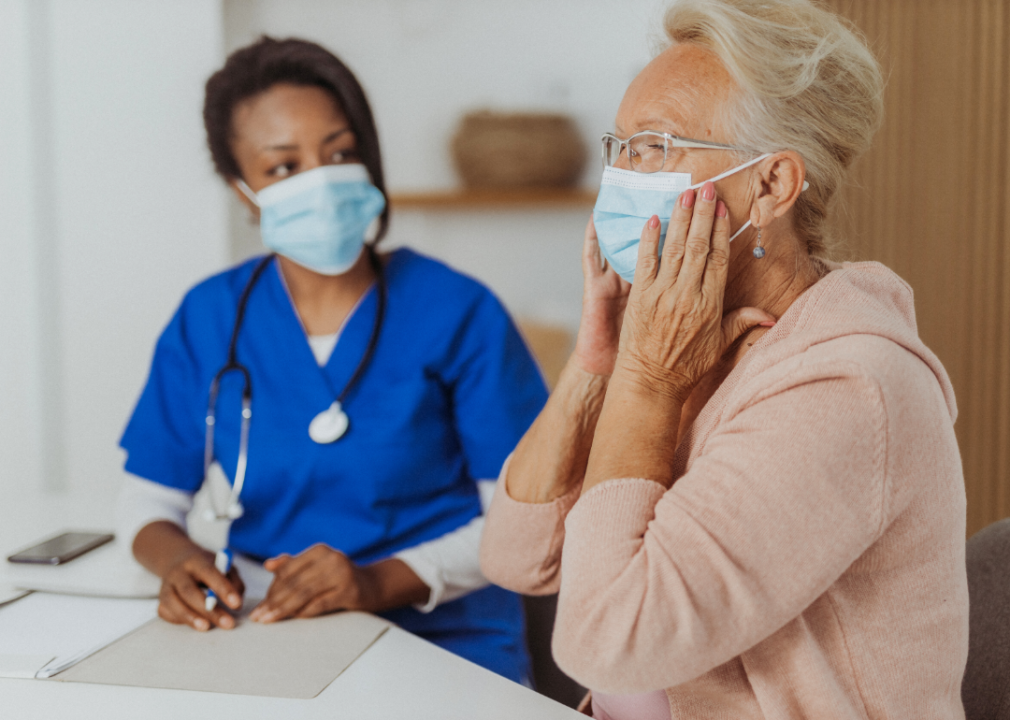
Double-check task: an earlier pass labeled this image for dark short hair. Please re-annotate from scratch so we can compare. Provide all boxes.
[203,36,389,242]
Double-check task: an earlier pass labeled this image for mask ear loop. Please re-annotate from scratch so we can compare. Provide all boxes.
[729,219,754,243]
[698,153,810,243]
[690,153,769,244]
[689,153,772,192]
[236,179,260,207]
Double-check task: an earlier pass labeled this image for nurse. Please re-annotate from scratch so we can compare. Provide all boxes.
[117,36,547,683]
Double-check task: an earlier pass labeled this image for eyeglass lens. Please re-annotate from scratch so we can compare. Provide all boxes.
[603,133,668,173]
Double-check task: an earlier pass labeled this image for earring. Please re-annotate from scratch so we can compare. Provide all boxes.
[753,227,766,259]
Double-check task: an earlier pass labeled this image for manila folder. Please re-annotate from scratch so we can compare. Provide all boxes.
[53,610,389,699]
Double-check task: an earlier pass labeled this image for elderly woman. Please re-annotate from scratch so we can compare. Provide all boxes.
[480,1,968,718]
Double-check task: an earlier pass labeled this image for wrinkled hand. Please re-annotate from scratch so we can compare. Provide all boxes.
[571,216,632,376]
[616,183,774,401]
[157,548,245,631]
[250,544,377,623]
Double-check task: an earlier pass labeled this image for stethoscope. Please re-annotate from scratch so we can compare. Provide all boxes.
[203,247,386,521]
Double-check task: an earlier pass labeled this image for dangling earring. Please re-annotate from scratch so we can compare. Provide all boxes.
[753,227,766,259]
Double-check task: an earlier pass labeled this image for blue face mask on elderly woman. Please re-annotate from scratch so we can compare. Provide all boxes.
[593,153,778,283]
[238,164,386,276]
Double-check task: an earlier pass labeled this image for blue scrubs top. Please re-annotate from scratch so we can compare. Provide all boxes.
[120,248,548,682]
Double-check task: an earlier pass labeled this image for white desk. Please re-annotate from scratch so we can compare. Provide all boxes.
[0,487,582,720]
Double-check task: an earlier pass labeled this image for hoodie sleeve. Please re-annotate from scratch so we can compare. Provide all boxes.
[480,456,583,596]
[551,363,892,693]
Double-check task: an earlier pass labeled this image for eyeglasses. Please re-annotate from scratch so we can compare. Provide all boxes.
[601,131,749,174]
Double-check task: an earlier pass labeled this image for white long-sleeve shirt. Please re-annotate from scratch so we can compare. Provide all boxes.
[117,474,496,613]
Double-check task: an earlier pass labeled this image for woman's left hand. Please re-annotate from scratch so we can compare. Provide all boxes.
[249,545,378,622]
[616,182,773,402]
[250,545,431,621]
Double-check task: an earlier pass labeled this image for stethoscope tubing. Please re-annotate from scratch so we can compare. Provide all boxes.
[203,248,386,521]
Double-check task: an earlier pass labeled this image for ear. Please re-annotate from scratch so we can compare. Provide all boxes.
[230,179,261,221]
[748,151,806,229]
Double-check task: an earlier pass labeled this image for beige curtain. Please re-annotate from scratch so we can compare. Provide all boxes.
[824,0,1010,536]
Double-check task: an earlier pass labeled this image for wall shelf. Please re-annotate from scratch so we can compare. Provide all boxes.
[388,187,597,210]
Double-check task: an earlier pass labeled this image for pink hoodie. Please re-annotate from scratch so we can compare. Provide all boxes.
[481,262,968,719]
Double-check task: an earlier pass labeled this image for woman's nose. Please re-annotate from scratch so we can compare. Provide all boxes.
[613,147,634,171]
[301,155,324,172]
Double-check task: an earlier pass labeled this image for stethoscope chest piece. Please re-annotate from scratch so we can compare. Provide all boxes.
[309,401,349,444]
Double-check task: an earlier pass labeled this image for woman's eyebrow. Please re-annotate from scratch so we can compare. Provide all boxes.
[321,128,351,144]
[613,118,689,139]
[638,117,689,135]
[260,128,350,152]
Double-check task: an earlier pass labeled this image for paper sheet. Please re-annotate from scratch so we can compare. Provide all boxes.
[0,593,158,679]
[0,654,54,679]
[0,584,30,606]
[55,610,390,699]
[230,552,274,603]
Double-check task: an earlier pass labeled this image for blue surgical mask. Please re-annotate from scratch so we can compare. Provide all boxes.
[238,164,386,276]
[593,153,786,282]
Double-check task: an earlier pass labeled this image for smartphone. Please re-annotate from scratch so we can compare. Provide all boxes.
[7,531,114,565]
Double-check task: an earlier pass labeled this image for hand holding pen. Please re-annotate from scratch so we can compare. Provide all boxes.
[146,530,245,632]
[205,549,234,612]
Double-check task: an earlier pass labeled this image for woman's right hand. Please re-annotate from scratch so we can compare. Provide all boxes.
[496,218,622,506]
[156,546,245,631]
[571,216,632,376]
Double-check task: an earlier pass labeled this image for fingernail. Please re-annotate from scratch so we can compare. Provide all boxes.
[228,594,241,608]
[681,189,695,208]
[716,200,727,218]
[759,321,776,327]
[701,182,715,202]
[220,615,235,629]
[195,619,209,631]
[648,215,660,229]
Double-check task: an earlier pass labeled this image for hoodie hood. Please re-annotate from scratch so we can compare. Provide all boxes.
[758,261,958,423]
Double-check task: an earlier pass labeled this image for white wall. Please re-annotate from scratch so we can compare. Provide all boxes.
[0,0,672,502]
[225,0,669,191]
[225,0,670,329]
[0,0,48,495]
[0,0,229,498]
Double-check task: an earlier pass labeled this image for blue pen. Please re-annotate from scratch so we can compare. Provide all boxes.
[205,549,234,611]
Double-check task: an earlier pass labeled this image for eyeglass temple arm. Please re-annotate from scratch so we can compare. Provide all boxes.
[601,132,745,155]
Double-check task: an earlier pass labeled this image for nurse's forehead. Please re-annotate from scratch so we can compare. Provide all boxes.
[615,44,736,141]
[231,84,349,148]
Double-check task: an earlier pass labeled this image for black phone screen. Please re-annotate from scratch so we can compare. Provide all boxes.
[7,532,114,565]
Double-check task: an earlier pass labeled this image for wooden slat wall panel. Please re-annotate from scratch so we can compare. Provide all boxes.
[822,1,1010,536]
[1000,2,1010,524]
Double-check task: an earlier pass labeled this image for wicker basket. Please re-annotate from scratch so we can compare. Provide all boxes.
[451,111,587,189]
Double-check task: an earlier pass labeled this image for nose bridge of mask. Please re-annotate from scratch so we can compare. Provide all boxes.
[598,166,694,193]
[235,164,373,209]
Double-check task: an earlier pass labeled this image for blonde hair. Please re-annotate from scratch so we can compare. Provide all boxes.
[662,0,884,257]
